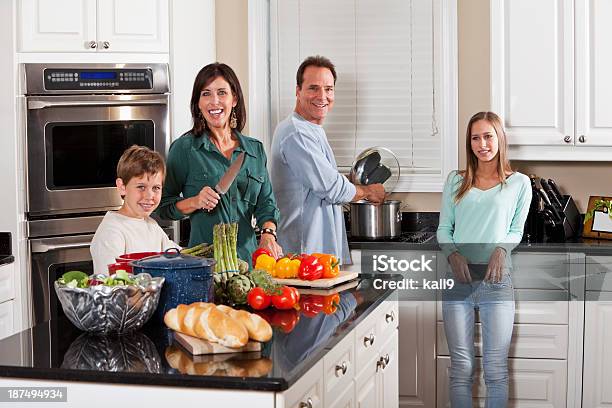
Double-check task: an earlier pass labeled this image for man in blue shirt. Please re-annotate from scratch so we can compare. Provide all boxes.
[270,55,385,265]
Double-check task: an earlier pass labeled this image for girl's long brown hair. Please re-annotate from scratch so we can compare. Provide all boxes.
[454,112,513,203]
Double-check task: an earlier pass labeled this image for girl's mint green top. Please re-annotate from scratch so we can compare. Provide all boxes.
[436,171,532,264]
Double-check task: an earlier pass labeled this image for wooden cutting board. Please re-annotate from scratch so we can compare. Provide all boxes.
[174,332,262,355]
[272,270,359,288]
[297,279,359,295]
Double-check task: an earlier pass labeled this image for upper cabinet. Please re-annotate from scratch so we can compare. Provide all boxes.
[18,0,169,53]
[491,0,612,160]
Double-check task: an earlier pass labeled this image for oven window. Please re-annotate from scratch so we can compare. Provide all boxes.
[45,121,154,190]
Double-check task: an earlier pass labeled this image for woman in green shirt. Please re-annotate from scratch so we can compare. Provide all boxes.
[437,111,531,407]
[157,63,282,265]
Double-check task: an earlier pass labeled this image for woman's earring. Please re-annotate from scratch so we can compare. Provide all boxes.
[230,108,238,129]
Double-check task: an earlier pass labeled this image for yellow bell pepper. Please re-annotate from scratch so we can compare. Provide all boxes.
[273,257,301,279]
[254,254,276,275]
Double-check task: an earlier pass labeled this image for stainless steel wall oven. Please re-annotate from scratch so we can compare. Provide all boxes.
[22,63,173,329]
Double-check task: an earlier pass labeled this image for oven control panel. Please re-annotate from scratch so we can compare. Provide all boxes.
[43,68,153,91]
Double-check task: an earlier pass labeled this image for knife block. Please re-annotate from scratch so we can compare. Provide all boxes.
[544,195,581,242]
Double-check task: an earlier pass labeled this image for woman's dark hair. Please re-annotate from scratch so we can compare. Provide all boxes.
[296,55,337,88]
[190,62,246,135]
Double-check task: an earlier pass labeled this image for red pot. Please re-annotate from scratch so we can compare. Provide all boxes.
[115,252,162,273]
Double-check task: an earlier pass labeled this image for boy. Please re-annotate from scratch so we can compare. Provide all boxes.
[90,145,179,274]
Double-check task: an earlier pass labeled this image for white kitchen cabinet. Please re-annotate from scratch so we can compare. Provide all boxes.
[398,301,436,407]
[279,298,399,408]
[18,0,169,53]
[0,300,14,340]
[583,297,612,408]
[491,0,612,160]
[437,356,567,408]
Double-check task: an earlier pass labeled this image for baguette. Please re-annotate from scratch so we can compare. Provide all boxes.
[216,305,273,342]
[164,303,248,348]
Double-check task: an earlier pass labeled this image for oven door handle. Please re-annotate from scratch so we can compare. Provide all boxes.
[30,236,94,254]
[28,98,168,110]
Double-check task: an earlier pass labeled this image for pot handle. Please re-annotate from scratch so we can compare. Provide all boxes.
[163,248,181,258]
[397,209,402,223]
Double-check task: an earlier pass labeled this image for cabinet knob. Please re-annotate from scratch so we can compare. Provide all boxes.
[579,135,586,143]
[376,359,383,373]
[363,333,375,347]
[299,397,313,408]
[383,354,390,366]
[385,310,395,323]
[88,40,97,49]
[335,361,348,377]
[563,135,572,143]
[102,41,110,49]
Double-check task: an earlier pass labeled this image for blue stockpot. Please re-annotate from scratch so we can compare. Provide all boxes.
[130,248,216,319]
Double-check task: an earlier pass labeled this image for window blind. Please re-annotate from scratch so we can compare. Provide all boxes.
[273,0,441,175]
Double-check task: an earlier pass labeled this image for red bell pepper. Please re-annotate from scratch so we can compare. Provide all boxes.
[252,248,273,266]
[298,254,324,280]
[299,294,325,318]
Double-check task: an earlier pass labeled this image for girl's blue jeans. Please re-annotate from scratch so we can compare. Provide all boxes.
[442,272,515,408]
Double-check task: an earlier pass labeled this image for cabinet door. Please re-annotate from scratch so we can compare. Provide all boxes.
[355,359,378,408]
[18,0,97,52]
[437,356,567,408]
[491,0,574,146]
[583,300,612,407]
[96,0,169,53]
[398,301,435,407]
[327,381,355,408]
[0,301,14,340]
[575,1,612,146]
[280,360,324,408]
[380,332,399,408]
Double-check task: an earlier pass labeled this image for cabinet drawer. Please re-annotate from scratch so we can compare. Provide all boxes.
[0,300,14,340]
[437,291,569,324]
[280,360,324,408]
[354,309,379,377]
[0,263,15,304]
[586,255,612,291]
[436,356,567,408]
[323,330,355,403]
[511,253,570,290]
[377,301,398,338]
[437,322,568,359]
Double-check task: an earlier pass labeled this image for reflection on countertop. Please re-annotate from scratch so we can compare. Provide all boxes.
[0,277,396,392]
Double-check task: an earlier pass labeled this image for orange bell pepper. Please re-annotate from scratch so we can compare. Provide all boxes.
[323,293,340,315]
[312,253,340,279]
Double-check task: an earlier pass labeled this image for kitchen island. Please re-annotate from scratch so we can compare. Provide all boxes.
[0,277,399,407]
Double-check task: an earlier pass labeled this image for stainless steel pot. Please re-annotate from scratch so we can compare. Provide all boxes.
[349,200,402,239]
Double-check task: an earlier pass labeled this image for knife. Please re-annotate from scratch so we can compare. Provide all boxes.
[540,179,563,209]
[215,152,245,194]
[538,188,563,223]
[547,178,565,206]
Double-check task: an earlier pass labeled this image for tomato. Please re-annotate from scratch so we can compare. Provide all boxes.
[271,285,298,310]
[251,248,273,267]
[247,287,272,310]
[287,286,300,304]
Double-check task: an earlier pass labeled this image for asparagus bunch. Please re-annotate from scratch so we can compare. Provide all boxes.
[213,223,239,273]
[180,243,214,257]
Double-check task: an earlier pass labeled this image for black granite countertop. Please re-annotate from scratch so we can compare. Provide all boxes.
[0,278,395,392]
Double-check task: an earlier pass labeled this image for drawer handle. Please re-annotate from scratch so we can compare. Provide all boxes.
[376,358,383,372]
[385,311,395,323]
[363,333,375,347]
[299,397,313,408]
[335,361,348,377]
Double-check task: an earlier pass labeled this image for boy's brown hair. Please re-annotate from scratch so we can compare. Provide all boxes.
[116,145,165,185]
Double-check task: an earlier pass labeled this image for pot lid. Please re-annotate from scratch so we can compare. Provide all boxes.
[130,248,216,270]
[349,147,400,193]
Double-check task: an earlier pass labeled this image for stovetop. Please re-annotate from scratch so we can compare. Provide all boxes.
[348,231,436,244]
